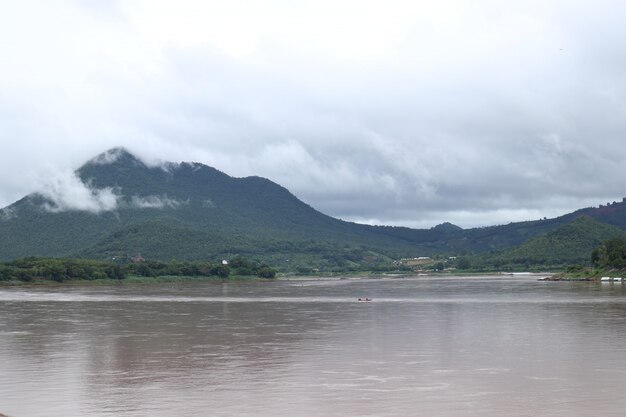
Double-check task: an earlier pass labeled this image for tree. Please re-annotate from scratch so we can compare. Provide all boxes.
[592,238,626,269]
[105,265,125,280]
[457,257,471,270]
[211,265,230,278]
[43,263,68,282]
[257,266,277,279]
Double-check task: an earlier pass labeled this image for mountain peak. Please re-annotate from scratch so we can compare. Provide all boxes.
[85,147,144,167]
[431,222,463,233]
[76,147,153,191]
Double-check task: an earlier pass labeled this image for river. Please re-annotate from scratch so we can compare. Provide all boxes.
[2,275,626,416]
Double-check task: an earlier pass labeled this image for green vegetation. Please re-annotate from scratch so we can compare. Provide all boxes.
[75,220,401,273]
[0,256,276,284]
[0,149,423,268]
[591,238,626,269]
[551,237,626,280]
[555,237,626,280]
[469,216,626,271]
[0,258,125,283]
[226,256,277,278]
[456,257,471,270]
[2,149,626,273]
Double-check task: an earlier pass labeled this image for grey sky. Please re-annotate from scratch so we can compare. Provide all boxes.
[1,0,625,228]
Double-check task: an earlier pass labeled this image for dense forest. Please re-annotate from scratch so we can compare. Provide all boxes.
[0,256,276,283]
[591,238,626,269]
[547,237,626,280]
[467,216,626,271]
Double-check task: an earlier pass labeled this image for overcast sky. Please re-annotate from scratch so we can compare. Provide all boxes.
[1,0,626,228]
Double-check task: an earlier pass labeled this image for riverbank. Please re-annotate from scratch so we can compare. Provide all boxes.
[0,270,557,287]
[279,271,553,281]
[538,275,594,281]
[549,267,626,281]
[0,274,272,287]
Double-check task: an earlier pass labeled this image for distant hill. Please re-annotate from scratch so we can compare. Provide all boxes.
[475,216,626,269]
[0,148,420,267]
[571,199,626,229]
[1,147,626,271]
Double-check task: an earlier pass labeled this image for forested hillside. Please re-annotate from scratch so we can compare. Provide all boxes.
[472,216,626,270]
[1,148,626,272]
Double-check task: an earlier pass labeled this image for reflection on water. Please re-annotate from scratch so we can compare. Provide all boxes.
[2,276,626,416]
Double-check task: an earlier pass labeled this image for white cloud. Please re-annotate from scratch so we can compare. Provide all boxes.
[127,195,187,209]
[1,0,626,227]
[87,147,130,165]
[37,171,120,213]
[0,207,16,221]
[32,168,188,213]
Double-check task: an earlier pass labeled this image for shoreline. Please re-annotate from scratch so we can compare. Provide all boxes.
[0,271,557,288]
[273,271,553,282]
[0,274,272,287]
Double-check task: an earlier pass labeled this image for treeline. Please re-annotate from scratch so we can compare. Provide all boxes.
[554,238,626,279]
[0,257,125,282]
[0,256,277,283]
[464,217,626,271]
[128,256,276,279]
[258,241,399,273]
[591,238,626,269]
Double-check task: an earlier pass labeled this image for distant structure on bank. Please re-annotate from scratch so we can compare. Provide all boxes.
[131,254,144,264]
[400,257,432,266]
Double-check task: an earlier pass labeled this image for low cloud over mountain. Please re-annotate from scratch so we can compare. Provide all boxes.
[2,1,626,227]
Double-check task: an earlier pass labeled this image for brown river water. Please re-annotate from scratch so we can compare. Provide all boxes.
[2,275,626,416]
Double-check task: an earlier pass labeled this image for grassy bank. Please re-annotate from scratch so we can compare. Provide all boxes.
[556,267,626,281]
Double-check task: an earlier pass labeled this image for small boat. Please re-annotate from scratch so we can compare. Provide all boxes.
[358,298,373,302]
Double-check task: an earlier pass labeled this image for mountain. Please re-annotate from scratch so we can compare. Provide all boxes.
[0,148,422,266]
[570,199,626,229]
[1,147,626,270]
[475,216,626,269]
